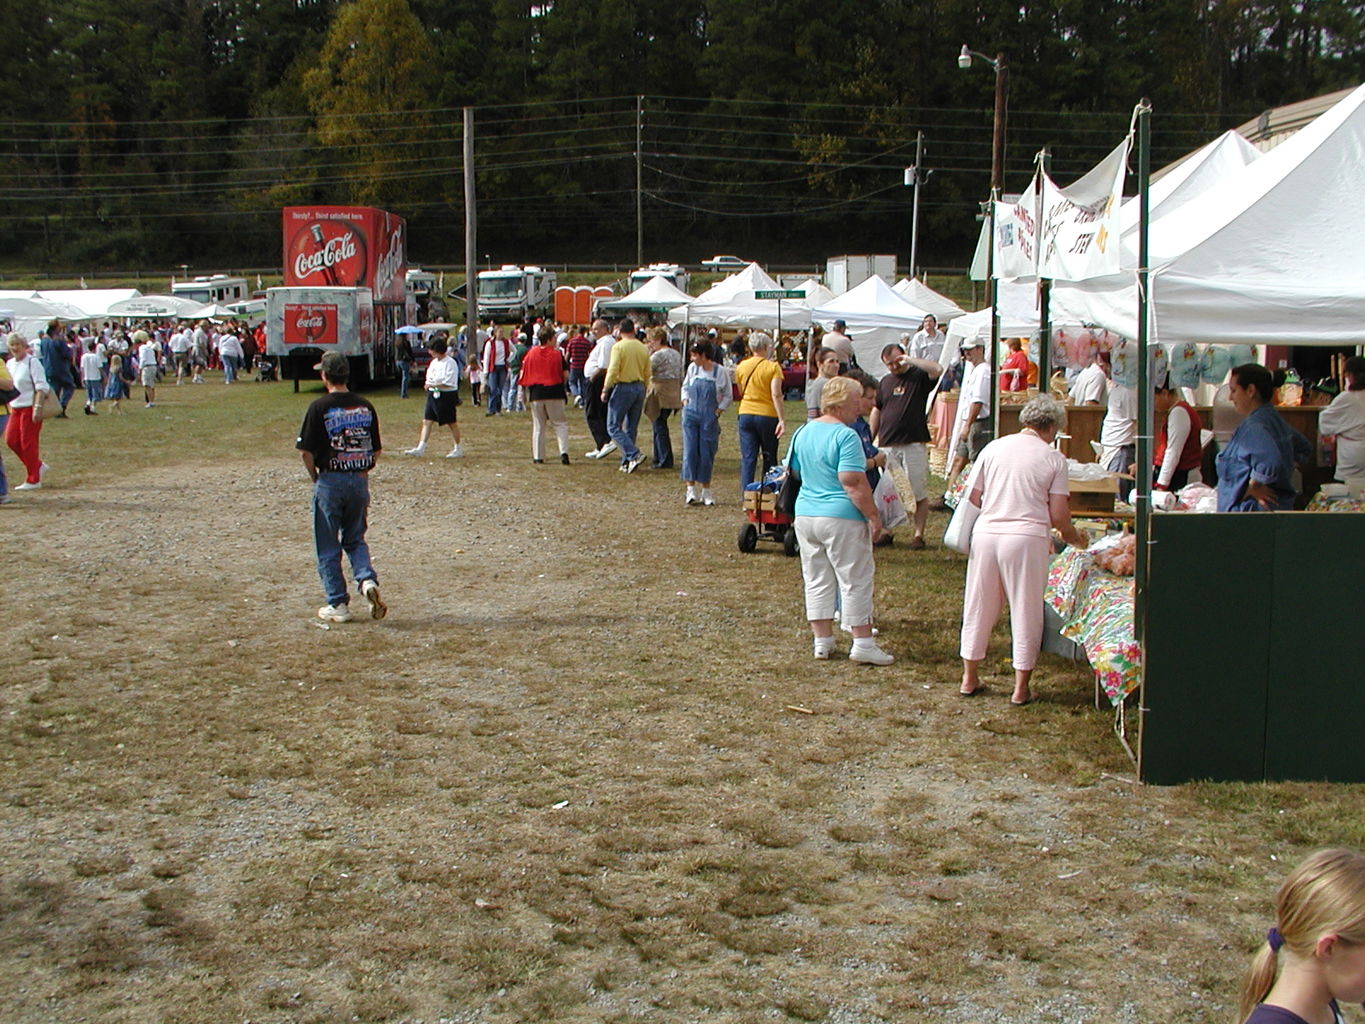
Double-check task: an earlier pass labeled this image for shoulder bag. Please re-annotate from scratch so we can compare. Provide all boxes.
[774,425,804,518]
[942,495,980,555]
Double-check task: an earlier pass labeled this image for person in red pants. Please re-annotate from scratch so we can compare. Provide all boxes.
[5,333,51,490]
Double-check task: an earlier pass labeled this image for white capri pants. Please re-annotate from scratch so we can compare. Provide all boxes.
[530,399,569,459]
[959,531,1050,670]
[795,515,875,627]
[882,442,929,501]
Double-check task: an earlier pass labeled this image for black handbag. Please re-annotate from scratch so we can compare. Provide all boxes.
[773,425,804,517]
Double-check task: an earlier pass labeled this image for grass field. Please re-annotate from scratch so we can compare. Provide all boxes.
[0,377,1360,1024]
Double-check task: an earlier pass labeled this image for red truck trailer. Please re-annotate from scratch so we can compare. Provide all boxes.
[266,206,410,386]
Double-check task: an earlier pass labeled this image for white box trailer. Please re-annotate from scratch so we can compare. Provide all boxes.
[825,254,896,295]
[265,286,377,383]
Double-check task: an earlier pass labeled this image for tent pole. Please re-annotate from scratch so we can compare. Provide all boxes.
[1134,98,1153,775]
[1037,148,1051,391]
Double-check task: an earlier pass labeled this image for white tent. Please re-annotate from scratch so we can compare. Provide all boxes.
[0,294,91,339]
[36,288,141,319]
[598,274,693,313]
[794,278,835,307]
[945,280,1043,352]
[106,294,207,318]
[1052,83,1365,345]
[811,275,939,373]
[892,278,967,322]
[669,262,813,330]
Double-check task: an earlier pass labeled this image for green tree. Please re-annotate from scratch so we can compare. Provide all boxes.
[301,0,442,208]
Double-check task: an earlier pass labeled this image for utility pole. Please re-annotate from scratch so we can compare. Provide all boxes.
[636,95,644,268]
[463,108,478,332]
[909,130,924,278]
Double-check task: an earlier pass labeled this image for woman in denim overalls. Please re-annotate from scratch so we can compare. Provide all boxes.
[680,338,732,506]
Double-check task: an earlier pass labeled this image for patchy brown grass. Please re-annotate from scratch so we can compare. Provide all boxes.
[0,378,1359,1023]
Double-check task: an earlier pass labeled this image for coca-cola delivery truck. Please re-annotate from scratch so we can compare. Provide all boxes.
[266,205,409,385]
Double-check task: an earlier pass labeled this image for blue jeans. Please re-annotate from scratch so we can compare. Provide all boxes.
[569,367,586,401]
[313,472,377,607]
[652,407,675,468]
[223,354,240,382]
[681,408,719,483]
[486,365,507,413]
[737,413,780,493]
[0,413,8,496]
[396,361,410,398]
[606,381,645,463]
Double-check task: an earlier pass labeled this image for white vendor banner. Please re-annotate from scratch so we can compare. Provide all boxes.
[1039,139,1129,281]
[991,174,1040,280]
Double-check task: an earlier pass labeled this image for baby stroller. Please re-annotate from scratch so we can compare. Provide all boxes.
[256,357,278,382]
[738,465,799,556]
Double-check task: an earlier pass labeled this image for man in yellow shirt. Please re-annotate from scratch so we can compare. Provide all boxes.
[602,318,652,473]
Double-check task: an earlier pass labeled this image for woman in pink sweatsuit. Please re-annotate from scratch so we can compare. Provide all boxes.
[959,394,1086,706]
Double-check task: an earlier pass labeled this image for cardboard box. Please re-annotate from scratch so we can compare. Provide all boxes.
[743,490,777,513]
[1069,475,1118,514]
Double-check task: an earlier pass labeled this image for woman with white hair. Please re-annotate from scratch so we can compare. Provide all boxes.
[5,333,51,490]
[788,375,893,665]
[733,331,785,493]
[958,394,1085,705]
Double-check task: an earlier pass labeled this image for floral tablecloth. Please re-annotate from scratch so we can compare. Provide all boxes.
[1306,493,1365,513]
[1045,548,1141,706]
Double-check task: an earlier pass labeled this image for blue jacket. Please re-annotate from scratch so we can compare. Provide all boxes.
[39,334,74,387]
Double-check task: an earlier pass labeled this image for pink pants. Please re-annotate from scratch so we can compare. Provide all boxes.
[5,406,43,484]
[959,531,1049,670]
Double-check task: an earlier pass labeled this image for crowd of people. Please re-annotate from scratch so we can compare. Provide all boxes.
[0,316,264,501]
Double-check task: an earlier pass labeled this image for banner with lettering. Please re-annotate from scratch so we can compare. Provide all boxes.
[991,175,1040,280]
[1039,139,1129,282]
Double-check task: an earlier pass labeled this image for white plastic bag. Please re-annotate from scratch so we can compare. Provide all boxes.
[943,496,980,554]
[873,471,909,531]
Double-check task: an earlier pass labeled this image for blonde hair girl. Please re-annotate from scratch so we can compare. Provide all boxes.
[1237,848,1365,1024]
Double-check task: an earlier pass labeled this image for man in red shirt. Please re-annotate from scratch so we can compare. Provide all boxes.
[564,325,594,407]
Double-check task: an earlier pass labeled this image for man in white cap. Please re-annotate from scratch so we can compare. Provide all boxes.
[938,337,991,503]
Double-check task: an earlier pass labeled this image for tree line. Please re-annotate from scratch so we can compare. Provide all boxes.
[1,0,1360,273]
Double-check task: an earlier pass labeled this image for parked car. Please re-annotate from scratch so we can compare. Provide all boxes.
[701,254,750,270]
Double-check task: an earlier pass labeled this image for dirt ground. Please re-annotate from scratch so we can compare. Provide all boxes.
[0,382,1360,1024]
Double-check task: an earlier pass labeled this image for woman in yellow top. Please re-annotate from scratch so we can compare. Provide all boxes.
[734,331,785,493]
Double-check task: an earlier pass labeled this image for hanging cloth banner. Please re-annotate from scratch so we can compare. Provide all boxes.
[991,174,1040,280]
[1039,139,1130,281]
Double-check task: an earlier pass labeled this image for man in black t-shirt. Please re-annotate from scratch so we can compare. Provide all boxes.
[869,342,943,549]
[296,352,387,623]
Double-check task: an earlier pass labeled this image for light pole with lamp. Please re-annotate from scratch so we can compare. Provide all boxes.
[958,44,1008,438]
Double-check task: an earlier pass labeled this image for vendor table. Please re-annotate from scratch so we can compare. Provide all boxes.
[1045,549,1140,707]
[929,393,957,450]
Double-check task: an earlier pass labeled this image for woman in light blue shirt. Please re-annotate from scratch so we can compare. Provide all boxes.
[786,376,892,665]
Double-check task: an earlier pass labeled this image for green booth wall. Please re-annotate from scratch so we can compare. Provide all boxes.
[1141,512,1365,784]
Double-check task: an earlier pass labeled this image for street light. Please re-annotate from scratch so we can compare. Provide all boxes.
[959,43,1009,439]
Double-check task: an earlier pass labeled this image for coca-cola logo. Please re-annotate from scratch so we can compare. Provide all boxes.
[285,218,368,289]
[295,314,326,329]
[375,227,404,297]
[294,231,358,281]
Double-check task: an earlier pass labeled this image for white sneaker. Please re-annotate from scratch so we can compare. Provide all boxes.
[317,603,353,623]
[701,489,715,506]
[813,640,835,660]
[445,445,463,458]
[850,642,894,666]
[624,456,643,474]
[598,441,618,458]
[14,482,40,491]
[404,446,426,456]
[584,447,604,459]
[360,580,387,620]
[38,462,50,480]
[685,488,699,505]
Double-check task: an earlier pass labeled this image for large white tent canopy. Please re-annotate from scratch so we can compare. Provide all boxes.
[892,278,967,322]
[669,263,813,330]
[1052,82,1365,346]
[598,274,693,313]
[105,294,207,318]
[811,275,945,373]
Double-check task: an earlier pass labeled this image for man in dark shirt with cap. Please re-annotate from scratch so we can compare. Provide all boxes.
[296,351,387,624]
